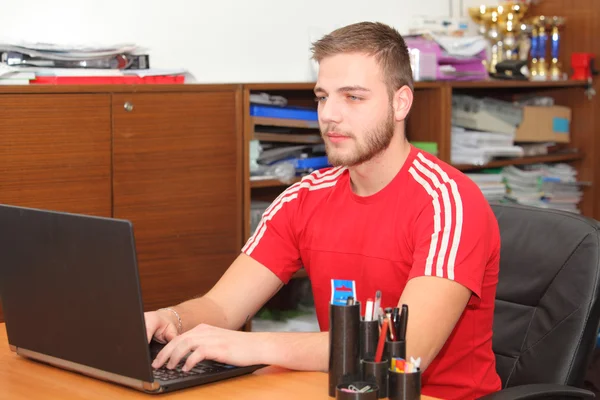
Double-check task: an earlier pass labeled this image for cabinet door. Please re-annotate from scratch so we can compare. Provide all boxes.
[0,93,112,322]
[112,90,242,311]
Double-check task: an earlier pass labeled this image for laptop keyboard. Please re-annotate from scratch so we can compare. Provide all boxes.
[153,360,237,381]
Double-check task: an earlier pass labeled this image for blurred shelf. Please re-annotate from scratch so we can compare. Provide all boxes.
[252,116,319,129]
[450,79,588,89]
[454,151,584,171]
[242,80,588,93]
[253,131,322,144]
[250,177,302,189]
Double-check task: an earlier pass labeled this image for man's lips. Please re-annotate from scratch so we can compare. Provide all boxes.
[326,132,350,143]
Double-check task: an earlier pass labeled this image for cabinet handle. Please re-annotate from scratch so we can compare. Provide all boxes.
[124,102,134,112]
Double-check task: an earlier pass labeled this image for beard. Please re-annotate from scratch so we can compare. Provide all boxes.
[321,108,395,168]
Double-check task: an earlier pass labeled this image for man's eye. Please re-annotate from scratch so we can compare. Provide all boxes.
[315,96,327,102]
[348,95,361,101]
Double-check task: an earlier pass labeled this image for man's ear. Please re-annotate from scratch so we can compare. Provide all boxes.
[392,85,413,122]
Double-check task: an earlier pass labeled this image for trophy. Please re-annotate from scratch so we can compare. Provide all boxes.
[468,5,490,37]
[497,2,529,61]
[528,15,566,80]
[549,16,566,80]
[468,2,533,75]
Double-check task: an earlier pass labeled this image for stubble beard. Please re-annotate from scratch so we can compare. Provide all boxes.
[322,108,395,168]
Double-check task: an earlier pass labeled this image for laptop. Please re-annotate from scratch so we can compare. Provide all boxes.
[0,204,265,393]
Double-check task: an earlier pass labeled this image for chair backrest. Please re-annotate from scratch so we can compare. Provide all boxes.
[491,203,600,388]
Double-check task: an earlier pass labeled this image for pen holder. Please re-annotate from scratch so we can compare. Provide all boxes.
[361,358,388,399]
[336,381,379,400]
[388,369,421,400]
[359,319,379,360]
[384,339,406,360]
[329,302,361,397]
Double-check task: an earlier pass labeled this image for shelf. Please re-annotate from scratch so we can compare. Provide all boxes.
[450,79,588,89]
[243,80,587,93]
[252,116,319,129]
[250,177,301,189]
[254,131,322,144]
[454,151,584,171]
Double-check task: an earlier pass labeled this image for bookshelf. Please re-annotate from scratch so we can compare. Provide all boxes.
[242,79,598,248]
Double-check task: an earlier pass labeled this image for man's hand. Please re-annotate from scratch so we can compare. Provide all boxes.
[145,310,180,344]
[151,324,262,372]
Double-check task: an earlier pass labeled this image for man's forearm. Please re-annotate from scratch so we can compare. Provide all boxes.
[254,331,329,372]
[171,295,235,332]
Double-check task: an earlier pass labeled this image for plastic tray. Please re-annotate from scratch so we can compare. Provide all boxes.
[250,104,318,121]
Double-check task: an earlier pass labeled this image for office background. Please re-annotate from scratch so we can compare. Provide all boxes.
[0,0,504,83]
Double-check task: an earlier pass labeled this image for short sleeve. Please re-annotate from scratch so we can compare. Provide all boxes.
[241,187,302,284]
[409,179,493,302]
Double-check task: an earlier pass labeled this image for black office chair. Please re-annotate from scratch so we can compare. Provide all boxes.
[480,203,600,400]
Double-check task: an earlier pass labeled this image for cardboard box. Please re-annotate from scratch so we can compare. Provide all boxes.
[514,105,571,143]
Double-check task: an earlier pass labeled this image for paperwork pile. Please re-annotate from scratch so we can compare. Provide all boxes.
[451,126,523,165]
[0,42,192,83]
[465,171,506,203]
[502,164,585,214]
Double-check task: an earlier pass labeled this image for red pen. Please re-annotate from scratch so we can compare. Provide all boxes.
[374,319,389,362]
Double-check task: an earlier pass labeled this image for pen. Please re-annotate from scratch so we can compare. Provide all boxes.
[373,290,381,320]
[365,298,374,321]
[374,318,389,363]
[398,304,408,342]
[346,296,354,306]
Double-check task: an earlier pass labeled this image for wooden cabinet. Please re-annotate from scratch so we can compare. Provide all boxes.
[0,85,243,322]
[0,94,112,216]
[112,90,243,311]
[0,93,113,322]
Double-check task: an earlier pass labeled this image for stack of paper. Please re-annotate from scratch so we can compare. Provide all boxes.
[502,164,585,213]
[451,126,524,165]
[465,171,506,203]
[0,64,34,84]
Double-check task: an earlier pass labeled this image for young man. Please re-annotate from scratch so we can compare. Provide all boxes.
[147,22,502,399]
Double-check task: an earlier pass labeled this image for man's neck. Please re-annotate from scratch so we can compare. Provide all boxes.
[348,136,412,197]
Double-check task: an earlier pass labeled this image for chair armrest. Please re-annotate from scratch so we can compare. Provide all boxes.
[478,384,595,400]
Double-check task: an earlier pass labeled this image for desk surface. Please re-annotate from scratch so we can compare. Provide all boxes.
[0,324,436,399]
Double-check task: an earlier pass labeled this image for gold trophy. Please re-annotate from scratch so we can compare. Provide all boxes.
[535,16,550,79]
[549,16,566,80]
[482,6,504,73]
[468,2,533,75]
[468,5,490,36]
[497,1,529,61]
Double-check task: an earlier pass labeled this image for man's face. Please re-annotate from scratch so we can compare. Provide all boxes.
[314,53,395,167]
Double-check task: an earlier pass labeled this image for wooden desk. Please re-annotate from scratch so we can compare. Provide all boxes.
[0,324,437,399]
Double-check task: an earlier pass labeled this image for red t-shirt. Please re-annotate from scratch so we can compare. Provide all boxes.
[242,145,502,399]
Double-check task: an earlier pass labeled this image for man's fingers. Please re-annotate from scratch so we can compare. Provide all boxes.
[152,337,179,369]
[182,348,206,372]
[166,340,195,369]
[164,325,178,342]
[145,313,157,343]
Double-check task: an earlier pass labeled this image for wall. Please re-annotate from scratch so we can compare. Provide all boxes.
[0,0,496,83]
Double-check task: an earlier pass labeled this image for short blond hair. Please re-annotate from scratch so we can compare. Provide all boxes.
[311,21,414,97]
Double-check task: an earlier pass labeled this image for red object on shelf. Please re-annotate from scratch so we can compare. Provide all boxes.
[31,75,185,85]
[571,53,596,80]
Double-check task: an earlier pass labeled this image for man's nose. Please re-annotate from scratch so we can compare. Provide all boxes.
[319,97,342,125]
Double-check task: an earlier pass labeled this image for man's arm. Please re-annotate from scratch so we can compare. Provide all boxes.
[149,253,329,372]
[397,276,471,371]
[171,253,285,332]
